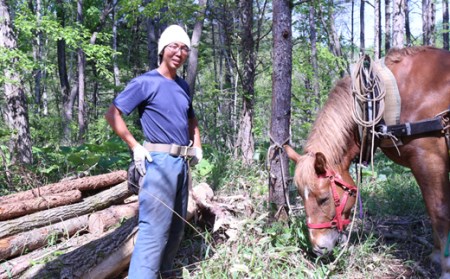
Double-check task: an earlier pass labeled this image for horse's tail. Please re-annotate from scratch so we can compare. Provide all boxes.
[283,144,302,164]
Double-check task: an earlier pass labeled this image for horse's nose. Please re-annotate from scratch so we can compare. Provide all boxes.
[312,245,332,256]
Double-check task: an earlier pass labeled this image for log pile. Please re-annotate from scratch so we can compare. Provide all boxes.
[0,170,253,278]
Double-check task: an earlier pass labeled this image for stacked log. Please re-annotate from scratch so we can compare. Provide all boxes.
[0,171,253,279]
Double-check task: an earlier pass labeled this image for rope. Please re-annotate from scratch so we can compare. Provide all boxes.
[266,134,292,215]
[351,55,386,128]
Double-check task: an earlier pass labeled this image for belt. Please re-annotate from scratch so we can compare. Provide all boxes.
[143,142,196,157]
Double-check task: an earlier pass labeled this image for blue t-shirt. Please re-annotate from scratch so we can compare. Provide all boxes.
[113,69,195,146]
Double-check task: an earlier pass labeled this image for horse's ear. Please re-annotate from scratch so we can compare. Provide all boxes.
[314,152,327,176]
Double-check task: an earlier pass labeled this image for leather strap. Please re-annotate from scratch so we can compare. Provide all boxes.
[143,142,196,157]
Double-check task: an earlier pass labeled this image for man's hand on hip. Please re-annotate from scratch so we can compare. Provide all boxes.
[133,144,152,176]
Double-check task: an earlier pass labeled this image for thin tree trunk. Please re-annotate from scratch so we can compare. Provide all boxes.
[309,4,320,109]
[56,0,75,145]
[77,0,87,143]
[32,0,43,115]
[269,0,292,221]
[236,0,256,165]
[405,0,411,45]
[0,0,33,165]
[186,0,207,96]
[360,0,365,54]
[392,0,405,47]
[112,0,121,94]
[375,0,381,58]
[385,0,392,52]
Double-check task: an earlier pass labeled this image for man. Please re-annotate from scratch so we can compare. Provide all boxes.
[105,24,202,279]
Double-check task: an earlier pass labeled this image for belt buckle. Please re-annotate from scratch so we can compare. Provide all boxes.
[180,146,188,157]
[169,144,181,156]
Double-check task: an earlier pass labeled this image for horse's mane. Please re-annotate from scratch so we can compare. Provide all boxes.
[304,76,355,166]
[384,46,436,65]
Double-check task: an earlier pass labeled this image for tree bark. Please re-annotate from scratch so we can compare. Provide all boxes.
[0,182,131,239]
[385,0,392,52]
[360,0,365,54]
[269,0,292,221]
[0,0,33,165]
[236,0,256,166]
[88,202,138,235]
[0,214,89,260]
[392,0,405,47]
[422,0,435,45]
[56,0,76,145]
[0,233,97,279]
[187,0,207,96]
[77,0,87,143]
[0,170,126,204]
[0,190,82,221]
[21,217,138,279]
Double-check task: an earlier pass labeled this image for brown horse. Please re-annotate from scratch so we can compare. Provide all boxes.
[284,46,450,278]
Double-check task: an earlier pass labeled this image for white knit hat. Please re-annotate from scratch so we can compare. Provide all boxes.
[158,25,191,55]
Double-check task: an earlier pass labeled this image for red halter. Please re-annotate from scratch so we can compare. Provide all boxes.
[307,170,358,232]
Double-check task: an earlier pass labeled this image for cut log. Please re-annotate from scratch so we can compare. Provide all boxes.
[0,214,89,260]
[0,182,131,239]
[88,202,138,235]
[81,228,137,279]
[0,190,83,221]
[19,217,138,279]
[0,170,127,204]
[0,231,101,279]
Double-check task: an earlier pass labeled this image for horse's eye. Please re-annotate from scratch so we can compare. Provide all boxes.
[317,196,329,205]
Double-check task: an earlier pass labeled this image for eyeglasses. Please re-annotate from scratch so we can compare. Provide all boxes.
[166,44,190,54]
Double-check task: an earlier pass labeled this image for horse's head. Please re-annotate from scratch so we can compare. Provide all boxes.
[284,145,358,256]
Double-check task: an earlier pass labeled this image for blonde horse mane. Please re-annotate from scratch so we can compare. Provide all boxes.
[304,76,355,166]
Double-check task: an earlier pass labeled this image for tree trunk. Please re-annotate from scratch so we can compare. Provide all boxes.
[422,0,436,45]
[186,0,207,96]
[0,190,83,221]
[236,0,256,166]
[360,0,365,54]
[269,0,292,221]
[0,214,89,260]
[77,0,87,143]
[0,170,126,204]
[32,0,43,115]
[375,0,381,58]
[392,0,405,47]
[0,0,33,165]
[444,0,449,50]
[21,217,138,279]
[385,0,392,52]
[309,4,320,109]
[405,0,411,46]
[56,0,76,145]
[88,202,138,235]
[0,182,131,239]
[112,0,121,93]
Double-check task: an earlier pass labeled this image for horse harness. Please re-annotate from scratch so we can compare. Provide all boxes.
[307,170,358,232]
[352,54,450,164]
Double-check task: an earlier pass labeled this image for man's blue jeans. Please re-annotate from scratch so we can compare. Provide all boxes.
[128,152,189,279]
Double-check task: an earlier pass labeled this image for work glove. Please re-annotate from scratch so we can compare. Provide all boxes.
[190,147,203,166]
[132,144,152,176]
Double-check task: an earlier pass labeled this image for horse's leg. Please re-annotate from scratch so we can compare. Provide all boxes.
[409,150,450,278]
